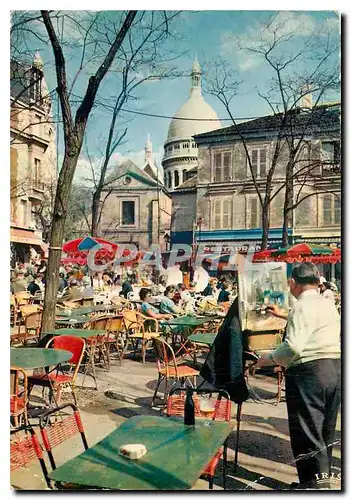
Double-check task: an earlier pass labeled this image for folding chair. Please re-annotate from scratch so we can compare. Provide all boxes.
[167,387,231,489]
[11,424,50,489]
[151,337,199,408]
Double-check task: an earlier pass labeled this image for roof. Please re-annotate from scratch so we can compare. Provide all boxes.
[194,104,341,143]
[174,174,198,192]
[104,159,169,195]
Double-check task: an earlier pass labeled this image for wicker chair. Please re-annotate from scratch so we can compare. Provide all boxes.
[10,367,29,428]
[122,310,160,363]
[12,306,42,346]
[166,387,231,489]
[151,337,199,408]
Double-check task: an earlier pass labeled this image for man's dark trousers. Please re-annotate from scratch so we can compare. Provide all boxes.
[285,358,341,488]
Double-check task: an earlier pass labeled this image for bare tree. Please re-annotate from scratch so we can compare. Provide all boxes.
[12,10,138,333]
[205,13,340,249]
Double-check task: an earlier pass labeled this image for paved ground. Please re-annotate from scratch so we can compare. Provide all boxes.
[11,351,341,491]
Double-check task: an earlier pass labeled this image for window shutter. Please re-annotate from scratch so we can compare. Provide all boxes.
[250,198,257,228]
[223,152,231,181]
[214,199,221,228]
[222,199,232,229]
[323,194,332,226]
[334,196,341,224]
[214,153,221,182]
[251,149,258,178]
[259,149,266,176]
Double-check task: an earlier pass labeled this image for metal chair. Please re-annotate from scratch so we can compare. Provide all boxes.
[10,366,29,428]
[39,403,88,489]
[28,336,85,405]
[166,387,231,489]
[151,337,199,408]
[11,424,50,488]
[122,310,160,363]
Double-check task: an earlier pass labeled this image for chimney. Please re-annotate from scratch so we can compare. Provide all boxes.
[301,83,313,109]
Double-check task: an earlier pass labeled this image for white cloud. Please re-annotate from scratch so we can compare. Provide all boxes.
[221,12,339,72]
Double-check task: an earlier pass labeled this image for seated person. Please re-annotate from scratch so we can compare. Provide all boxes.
[27,275,41,295]
[61,279,83,301]
[159,286,182,316]
[121,279,133,299]
[173,283,185,305]
[202,278,216,297]
[58,272,68,293]
[140,288,172,320]
[218,282,230,303]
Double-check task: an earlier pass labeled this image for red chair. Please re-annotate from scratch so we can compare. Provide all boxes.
[28,336,85,405]
[39,403,88,480]
[166,387,231,489]
[11,424,50,488]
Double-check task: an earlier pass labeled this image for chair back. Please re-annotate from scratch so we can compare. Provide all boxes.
[166,387,231,422]
[24,311,43,331]
[10,425,50,487]
[88,316,110,331]
[108,315,123,332]
[39,403,88,470]
[14,292,31,306]
[122,309,140,331]
[46,336,85,379]
[10,366,28,419]
[153,337,178,378]
[19,304,41,317]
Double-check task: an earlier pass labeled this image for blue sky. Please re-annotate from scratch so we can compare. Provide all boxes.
[16,10,340,182]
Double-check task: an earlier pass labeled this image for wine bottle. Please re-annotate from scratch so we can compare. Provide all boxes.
[184,390,195,426]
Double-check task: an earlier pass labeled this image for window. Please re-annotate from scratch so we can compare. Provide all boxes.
[213,151,231,182]
[174,144,180,150]
[182,169,187,184]
[322,141,340,164]
[168,172,172,188]
[213,198,233,229]
[182,143,189,149]
[295,197,311,226]
[174,170,179,187]
[249,197,262,229]
[191,142,197,149]
[322,194,341,226]
[248,148,267,178]
[121,200,135,226]
[34,158,41,185]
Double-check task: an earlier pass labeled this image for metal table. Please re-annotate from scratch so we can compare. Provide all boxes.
[48,415,231,490]
[10,347,72,370]
[55,318,90,327]
[49,329,105,339]
[187,333,217,347]
[163,316,211,359]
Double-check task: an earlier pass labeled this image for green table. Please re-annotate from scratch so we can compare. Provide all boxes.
[50,329,105,339]
[187,333,217,347]
[164,316,209,328]
[10,347,72,370]
[48,415,231,490]
[55,318,90,327]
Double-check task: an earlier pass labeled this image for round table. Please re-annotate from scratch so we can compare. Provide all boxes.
[10,347,72,370]
[55,318,90,327]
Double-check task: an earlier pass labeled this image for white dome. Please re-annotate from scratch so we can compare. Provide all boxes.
[167,92,221,141]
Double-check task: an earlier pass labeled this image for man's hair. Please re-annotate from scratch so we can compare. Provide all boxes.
[291,263,320,285]
[140,288,151,301]
[164,285,175,296]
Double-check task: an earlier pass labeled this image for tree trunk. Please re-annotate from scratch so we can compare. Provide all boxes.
[282,162,294,247]
[41,151,81,335]
[91,190,101,237]
[261,203,270,250]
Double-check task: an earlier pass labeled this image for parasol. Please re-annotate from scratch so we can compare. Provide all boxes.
[62,236,118,265]
[253,243,341,264]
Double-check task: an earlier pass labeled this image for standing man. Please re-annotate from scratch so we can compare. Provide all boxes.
[257,263,341,489]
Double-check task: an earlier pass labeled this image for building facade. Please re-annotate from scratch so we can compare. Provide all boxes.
[10,53,57,265]
[100,139,172,251]
[161,58,221,192]
[171,103,341,278]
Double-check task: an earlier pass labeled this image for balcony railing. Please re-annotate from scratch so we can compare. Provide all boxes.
[321,163,341,175]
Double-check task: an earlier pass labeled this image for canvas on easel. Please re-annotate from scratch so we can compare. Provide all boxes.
[238,262,289,332]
